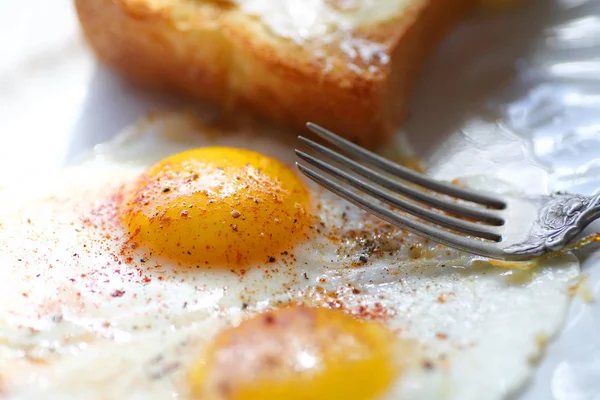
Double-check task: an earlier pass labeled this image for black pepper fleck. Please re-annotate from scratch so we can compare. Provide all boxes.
[149,362,181,380]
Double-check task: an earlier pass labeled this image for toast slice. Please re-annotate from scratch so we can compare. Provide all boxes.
[74,0,476,148]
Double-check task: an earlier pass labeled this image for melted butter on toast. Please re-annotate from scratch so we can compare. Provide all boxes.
[231,0,413,42]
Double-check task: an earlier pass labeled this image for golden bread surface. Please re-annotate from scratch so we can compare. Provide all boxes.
[75,0,476,147]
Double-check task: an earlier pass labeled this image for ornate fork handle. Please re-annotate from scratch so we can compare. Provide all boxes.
[507,193,600,256]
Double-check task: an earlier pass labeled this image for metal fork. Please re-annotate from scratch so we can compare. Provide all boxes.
[295,123,600,261]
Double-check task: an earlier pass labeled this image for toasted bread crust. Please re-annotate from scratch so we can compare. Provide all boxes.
[75,0,475,148]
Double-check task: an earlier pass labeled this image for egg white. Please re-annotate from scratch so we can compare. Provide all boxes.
[0,113,579,400]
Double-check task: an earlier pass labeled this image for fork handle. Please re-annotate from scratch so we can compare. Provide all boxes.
[542,192,600,251]
[505,192,600,256]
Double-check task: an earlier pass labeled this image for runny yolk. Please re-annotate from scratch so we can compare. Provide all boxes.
[190,306,413,400]
[120,147,311,267]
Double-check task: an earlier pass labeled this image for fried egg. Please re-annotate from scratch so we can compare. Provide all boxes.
[0,113,579,400]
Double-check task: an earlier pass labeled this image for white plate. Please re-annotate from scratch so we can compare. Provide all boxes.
[0,0,599,399]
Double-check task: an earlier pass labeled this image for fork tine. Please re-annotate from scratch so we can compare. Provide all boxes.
[306,122,506,210]
[298,136,504,225]
[296,150,501,241]
[296,163,504,258]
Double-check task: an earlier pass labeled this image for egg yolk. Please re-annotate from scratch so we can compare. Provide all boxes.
[121,147,311,266]
[190,306,412,400]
